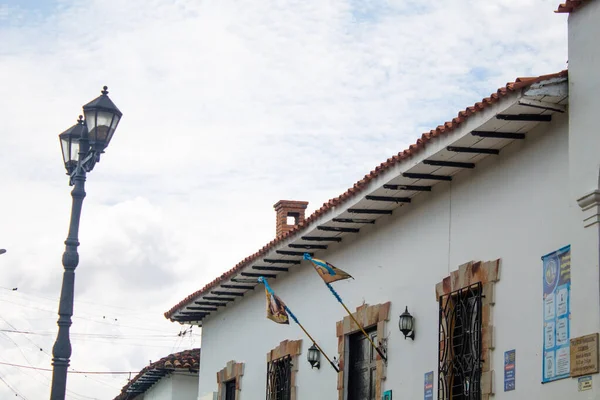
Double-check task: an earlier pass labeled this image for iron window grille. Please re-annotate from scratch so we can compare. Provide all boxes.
[438,282,483,400]
[266,355,292,400]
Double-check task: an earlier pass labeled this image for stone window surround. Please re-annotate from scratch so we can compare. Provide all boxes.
[266,339,302,400]
[216,360,244,400]
[335,302,391,400]
[435,259,501,400]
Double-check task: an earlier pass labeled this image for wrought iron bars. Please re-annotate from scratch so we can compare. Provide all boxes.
[438,282,482,400]
[266,355,292,400]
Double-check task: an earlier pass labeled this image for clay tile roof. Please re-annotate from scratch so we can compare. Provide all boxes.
[556,0,588,13]
[164,69,568,321]
[113,348,200,400]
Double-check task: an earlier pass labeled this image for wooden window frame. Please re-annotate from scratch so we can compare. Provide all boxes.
[216,360,244,400]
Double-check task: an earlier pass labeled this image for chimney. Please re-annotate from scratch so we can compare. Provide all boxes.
[274,200,309,238]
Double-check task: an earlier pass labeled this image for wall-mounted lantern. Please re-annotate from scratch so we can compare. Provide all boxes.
[307,343,321,369]
[399,306,415,340]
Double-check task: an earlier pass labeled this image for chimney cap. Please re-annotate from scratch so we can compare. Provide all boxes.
[273,200,309,210]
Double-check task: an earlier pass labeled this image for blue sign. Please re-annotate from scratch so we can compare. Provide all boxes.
[504,350,516,391]
[542,245,571,383]
[424,371,434,400]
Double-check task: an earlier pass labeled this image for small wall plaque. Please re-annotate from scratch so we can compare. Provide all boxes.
[578,376,592,391]
[570,333,599,377]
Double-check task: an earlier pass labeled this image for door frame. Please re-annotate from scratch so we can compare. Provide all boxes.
[336,302,390,400]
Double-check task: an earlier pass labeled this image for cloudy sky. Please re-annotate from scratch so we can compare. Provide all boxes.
[0,0,568,398]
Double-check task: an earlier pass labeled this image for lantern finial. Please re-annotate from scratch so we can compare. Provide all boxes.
[101,86,108,95]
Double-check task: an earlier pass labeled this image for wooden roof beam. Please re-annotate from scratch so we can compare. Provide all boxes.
[365,195,411,203]
[402,172,452,181]
[423,160,475,169]
[317,226,360,233]
[496,114,551,122]
[471,131,525,139]
[383,184,432,191]
[447,146,500,155]
[252,266,289,272]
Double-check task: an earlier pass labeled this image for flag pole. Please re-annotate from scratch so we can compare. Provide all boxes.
[258,277,339,373]
[326,282,387,362]
[284,305,340,373]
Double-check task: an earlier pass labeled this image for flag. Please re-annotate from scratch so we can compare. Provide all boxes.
[265,288,289,324]
[304,254,353,284]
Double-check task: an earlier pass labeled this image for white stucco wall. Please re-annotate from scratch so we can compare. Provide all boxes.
[142,373,198,400]
[568,0,600,198]
[196,107,600,400]
[143,376,172,400]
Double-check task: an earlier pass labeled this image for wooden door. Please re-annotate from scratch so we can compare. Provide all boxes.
[224,379,236,400]
[348,328,377,400]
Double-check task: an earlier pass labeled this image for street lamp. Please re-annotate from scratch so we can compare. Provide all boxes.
[50,86,122,400]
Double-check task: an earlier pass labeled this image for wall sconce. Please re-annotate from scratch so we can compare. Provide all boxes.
[399,306,415,340]
[307,343,321,369]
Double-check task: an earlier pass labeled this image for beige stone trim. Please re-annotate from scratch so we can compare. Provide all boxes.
[216,360,244,400]
[436,259,500,397]
[335,302,391,400]
[266,340,302,400]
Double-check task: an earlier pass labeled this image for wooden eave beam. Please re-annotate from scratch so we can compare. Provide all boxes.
[195,301,227,307]
[276,250,314,256]
[332,218,375,224]
[187,306,218,311]
[365,195,411,203]
[232,278,262,284]
[496,113,551,122]
[317,226,360,233]
[423,160,475,169]
[203,296,235,302]
[383,184,432,191]
[289,243,328,249]
[221,284,255,290]
[446,146,500,155]
[173,316,206,322]
[471,131,525,139]
[179,312,209,317]
[252,266,289,272]
[211,291,244,297]
[263,258,300,264]
[518,99,565,113]
[301,236,342,242]
[348,208,393,215]
[241,272,276,278]
[402,172,452,181]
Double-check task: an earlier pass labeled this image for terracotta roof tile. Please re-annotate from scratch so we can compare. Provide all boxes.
[113,348,200,400]
[556,0,588,13]
[164,70,568,321]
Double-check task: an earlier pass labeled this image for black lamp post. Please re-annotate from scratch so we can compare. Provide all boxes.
[50,86,122,400]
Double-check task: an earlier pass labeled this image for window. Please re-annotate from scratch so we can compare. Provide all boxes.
[266,355,292,400]
[438,282,482,400]
[224,380,236,400]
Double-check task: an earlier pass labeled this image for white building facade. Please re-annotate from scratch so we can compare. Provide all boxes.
[166,2,600,399]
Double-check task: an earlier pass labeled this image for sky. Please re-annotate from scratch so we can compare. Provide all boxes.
[0,0,568,398]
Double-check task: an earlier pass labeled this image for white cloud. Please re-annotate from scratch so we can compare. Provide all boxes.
[0,0,567,397]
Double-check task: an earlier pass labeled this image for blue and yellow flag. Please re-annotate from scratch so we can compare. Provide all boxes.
[258,277,290,325]
[304,254,353,284]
